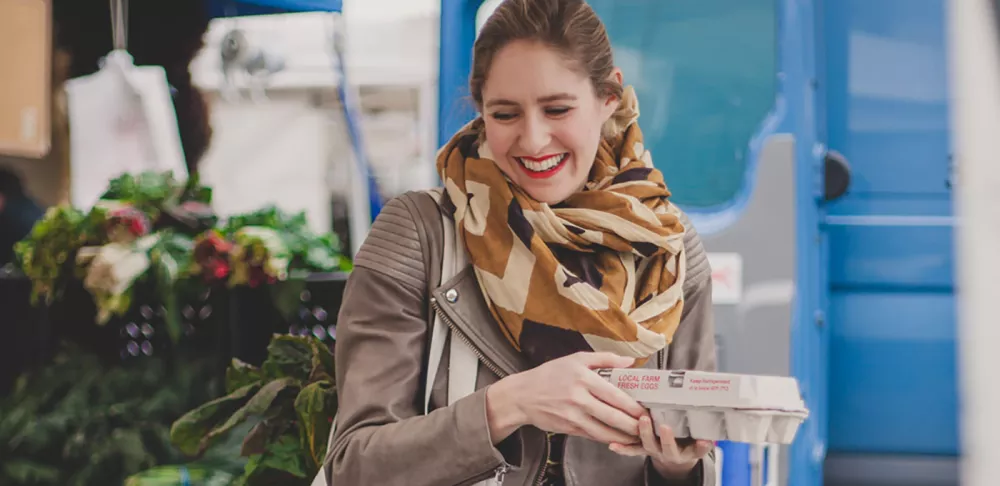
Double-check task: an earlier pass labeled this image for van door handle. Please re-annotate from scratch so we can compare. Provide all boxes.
[824,150,851,201]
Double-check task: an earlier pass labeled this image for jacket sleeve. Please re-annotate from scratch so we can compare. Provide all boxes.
[646,215,719,486]
[327,197,509,486]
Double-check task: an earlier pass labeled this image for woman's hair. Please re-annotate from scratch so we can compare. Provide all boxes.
[471,0,638,137]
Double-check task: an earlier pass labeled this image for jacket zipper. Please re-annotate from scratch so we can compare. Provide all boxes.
[430,298,508,379]
[430,298,518,484]
[533,434,551,486]
[457,463,511,486]
[494,463,511,484]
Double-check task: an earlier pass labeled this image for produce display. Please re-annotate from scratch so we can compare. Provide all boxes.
[3,171,350,486]
[13,171,351,340]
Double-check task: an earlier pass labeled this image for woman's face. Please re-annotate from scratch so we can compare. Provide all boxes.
[481,40,618,204]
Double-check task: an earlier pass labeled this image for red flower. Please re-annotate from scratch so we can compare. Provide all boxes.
[106,206,151,242]
[194,231,234,284]
[212,261,230,280]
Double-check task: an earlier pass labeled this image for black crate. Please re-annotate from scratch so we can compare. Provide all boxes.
[229,272,348,366]
[0,269,230,394]
[1,270,349,392]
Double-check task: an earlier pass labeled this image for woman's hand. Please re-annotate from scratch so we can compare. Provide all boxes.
[609,415,714,479]
[485,352,646,445]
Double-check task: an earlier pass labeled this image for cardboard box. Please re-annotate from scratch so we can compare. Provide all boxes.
[601,369,809,445]
[0,0,51,158]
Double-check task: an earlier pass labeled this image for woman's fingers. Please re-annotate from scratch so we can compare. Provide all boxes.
[638,415,662,455]
[693,440,715,458]
[581,400,641,437]
[577,419,641,445]
[584,370,647,419]
[577,380,642,435]
[609,442,647,456]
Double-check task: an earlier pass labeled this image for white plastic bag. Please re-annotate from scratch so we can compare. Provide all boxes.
[64,50,188,209]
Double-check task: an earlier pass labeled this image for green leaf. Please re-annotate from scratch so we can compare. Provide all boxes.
[170,383,260,457]
[308,339,335,383]
[293,381,337,468]
[240,421,273,458]
[153,254,182,343]
[199,378,299,456]
[260,336,315,382]
[226,360,263,394]
[245,434,308,479]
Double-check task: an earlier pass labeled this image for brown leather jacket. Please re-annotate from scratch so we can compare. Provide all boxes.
[328,191,718,486]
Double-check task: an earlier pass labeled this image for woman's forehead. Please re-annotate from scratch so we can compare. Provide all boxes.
[483,41,593,104]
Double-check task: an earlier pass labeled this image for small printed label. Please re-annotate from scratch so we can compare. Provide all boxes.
[687,376,733,392]
[707,252,743,304]
[615,372,663,391]
[610,369,743,406]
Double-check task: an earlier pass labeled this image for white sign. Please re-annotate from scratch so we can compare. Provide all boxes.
[66,50,188,209]
[707,252,743,305]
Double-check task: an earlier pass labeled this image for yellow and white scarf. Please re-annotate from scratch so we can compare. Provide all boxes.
[437,96,686,366]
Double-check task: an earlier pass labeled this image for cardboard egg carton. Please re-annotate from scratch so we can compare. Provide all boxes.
[599,369,809,445]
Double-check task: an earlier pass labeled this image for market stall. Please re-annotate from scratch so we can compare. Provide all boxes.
[0,1,382,484]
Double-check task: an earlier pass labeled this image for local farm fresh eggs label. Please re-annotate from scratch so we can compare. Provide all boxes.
[608,369,740,406]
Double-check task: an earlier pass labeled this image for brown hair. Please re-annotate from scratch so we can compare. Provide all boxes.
[470,0,638,137]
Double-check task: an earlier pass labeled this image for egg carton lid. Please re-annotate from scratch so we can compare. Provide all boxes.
[598,368,809,413]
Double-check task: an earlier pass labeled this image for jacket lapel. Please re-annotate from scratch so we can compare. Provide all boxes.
[431,265,531,377]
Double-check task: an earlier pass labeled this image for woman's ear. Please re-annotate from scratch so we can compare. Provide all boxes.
[607,68,625,106]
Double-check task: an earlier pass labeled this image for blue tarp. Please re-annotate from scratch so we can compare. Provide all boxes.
[208,0,342,18]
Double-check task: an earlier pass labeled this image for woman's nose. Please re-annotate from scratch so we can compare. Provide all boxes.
[519,115,552,153]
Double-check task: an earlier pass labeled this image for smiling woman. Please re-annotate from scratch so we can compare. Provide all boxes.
[327,1,718,485]
[477,41,616,203]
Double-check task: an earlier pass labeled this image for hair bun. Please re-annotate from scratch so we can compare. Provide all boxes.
[603,85,640,138]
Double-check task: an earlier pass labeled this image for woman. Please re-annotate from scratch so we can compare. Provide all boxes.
[329,0,717,484]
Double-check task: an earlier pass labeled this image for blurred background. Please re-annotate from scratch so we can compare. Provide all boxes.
[1,0,998,485]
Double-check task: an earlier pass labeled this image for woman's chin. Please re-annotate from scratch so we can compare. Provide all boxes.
[500,162,587,205]
[519,182,576,205]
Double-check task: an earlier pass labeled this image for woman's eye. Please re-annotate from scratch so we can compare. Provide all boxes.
[491,112,518,121]
[546,107,572,117]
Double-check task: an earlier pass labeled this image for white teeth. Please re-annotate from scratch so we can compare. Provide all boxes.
[516,154,567,172]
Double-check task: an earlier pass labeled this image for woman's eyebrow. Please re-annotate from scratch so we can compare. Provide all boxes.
[485,93,577,108]
[537,93,577,103]
[485,98,520,108]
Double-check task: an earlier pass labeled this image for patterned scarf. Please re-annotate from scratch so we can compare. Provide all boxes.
[436,102,686,367]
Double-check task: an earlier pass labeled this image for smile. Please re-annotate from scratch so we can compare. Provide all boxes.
[514,153,569,179]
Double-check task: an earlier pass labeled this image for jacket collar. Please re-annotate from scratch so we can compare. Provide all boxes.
[431,265,531,377]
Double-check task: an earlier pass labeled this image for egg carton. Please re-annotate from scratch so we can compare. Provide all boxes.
[598,368,807,411]
[598,368,810,445]
[647,405,808,444]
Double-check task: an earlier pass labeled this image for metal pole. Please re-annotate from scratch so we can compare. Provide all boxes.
[437,0,479,149]
[947,0,1000,484]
